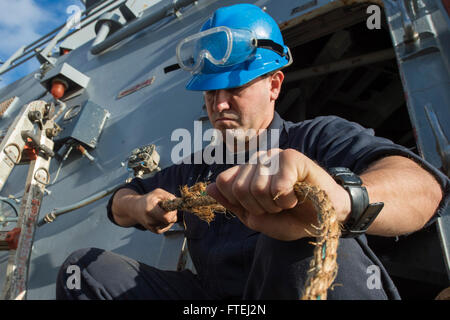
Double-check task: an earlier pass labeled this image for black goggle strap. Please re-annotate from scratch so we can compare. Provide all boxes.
[164,63,181,73]
[164,39,289,74]
[256,39,289,60]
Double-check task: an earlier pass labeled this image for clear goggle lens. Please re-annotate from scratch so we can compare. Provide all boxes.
[176,26,257,72]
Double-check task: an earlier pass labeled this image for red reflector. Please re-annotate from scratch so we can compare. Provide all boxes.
[51,81,67,99]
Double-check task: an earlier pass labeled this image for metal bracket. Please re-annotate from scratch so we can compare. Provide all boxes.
[398,0,419,44]
[21,131,55,159]
[93,12,124,47]
[34,168,50,185]
[4,144,21,166]
[40,63,90,101]
[424,104,450,177]
[127,144,161,178]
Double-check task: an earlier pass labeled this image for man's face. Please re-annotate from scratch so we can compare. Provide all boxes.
[203,72,283,138]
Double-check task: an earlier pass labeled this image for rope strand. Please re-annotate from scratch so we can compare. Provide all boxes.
[159,181,341,299]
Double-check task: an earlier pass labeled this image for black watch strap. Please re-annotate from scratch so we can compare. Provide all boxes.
[328,167,384,238]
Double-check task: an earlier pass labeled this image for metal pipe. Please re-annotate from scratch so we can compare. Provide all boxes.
[0,53,36,77]
[91,0,198,55]
[85,0,116,15]
[81,0,125,21]
[37,183,121,226]
[284,48,396,83]
[24,26,65,52]
[0,46,25,75]
[40,23,74,61]
[20,39,57,61]
[93,23,112,46]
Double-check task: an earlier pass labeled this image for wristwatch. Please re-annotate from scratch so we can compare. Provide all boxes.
[328,167,384,238]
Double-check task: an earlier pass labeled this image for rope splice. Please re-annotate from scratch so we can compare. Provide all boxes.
[159,181,341,300]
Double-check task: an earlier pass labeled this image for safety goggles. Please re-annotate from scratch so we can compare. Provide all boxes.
[176,26,290,73]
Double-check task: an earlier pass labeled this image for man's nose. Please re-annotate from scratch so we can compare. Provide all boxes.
[212,90,231,113]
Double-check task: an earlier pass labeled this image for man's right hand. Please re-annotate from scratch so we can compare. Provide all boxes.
[111,188,178,234]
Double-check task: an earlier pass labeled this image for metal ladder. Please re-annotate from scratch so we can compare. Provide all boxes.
[0,100,61,300]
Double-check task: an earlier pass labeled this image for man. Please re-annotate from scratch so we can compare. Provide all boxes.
[56,4,448,300]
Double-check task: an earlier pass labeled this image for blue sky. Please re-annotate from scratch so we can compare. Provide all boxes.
[0,0,83,89]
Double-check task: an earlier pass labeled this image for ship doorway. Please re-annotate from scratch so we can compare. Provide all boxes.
[279,2,414,150]
[277,2,448,299]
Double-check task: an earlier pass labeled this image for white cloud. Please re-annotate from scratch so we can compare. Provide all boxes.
[0,0,77,87]
[0,0,56,55]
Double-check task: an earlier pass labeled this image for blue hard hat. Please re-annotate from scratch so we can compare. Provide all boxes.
[182,4,292,91]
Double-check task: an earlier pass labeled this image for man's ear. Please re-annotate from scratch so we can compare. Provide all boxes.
[270,71,284,101]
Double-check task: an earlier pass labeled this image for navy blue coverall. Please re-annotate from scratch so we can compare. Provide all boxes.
[56,112,449,300]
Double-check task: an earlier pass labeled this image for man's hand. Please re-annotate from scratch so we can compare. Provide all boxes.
[206,148,351,241]
[112,188,178,234]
